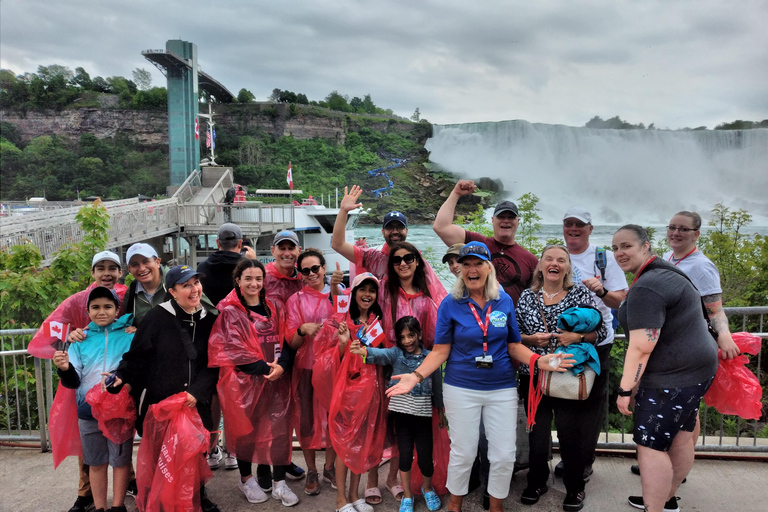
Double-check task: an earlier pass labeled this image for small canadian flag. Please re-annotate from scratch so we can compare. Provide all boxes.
[335,294,350,314]
[364,319,385,347]
[286,162,293,191]
[47,321,70,342]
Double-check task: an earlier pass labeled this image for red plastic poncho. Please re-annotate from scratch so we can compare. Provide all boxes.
[85,384,136,444]
[135,392,213,512]
[329,336,387,475]
[703,332,763,420]
[264,262,303,306]
[379,283,441,349]
[31,282,127,468]
[208,290,292,465]
[311,315,343,412]
[286,286,334,449]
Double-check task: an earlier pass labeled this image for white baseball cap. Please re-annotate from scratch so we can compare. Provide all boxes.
[126,243,158,263]
[91,251,121,269]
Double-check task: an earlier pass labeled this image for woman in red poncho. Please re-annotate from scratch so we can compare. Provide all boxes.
[207,259,300,506]
[285,248,338,495]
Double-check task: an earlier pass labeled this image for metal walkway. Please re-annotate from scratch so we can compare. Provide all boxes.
[0,168,294,265]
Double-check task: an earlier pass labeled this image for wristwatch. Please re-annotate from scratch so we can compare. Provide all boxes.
[597,287,608,298]
[617,387,632,397]
[580,335,585,343]
[297,327,305,337]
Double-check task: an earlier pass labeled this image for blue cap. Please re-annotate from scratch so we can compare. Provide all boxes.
[165,265,201,288]
[382,211,407,229]
[457,241,491,262]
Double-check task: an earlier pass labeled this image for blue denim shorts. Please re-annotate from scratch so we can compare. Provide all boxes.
[633,377,714,452]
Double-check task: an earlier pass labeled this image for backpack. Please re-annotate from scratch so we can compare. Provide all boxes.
[594,246,607,281]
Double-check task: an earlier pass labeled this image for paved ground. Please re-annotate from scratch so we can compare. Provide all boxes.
[1,448,766,512]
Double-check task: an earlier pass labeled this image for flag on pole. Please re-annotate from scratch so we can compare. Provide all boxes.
[195,118,200,140]
[362,318,385,347]
[212,127,216,150]
[334,294,350,314]
[205,126,211,148]
[286,162,293,191]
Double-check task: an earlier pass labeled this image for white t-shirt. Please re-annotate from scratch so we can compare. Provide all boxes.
[571,244,628,345]
[662,249,721,296]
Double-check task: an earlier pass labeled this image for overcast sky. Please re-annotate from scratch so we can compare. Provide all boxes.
[2,0,766,129]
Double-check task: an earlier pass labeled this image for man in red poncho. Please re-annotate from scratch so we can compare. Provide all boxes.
[29,251,128,512]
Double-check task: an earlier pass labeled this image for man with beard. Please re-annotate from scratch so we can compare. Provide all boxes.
[433,180,538,304]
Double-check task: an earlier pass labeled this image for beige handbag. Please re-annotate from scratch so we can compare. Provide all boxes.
[537,299,596,400]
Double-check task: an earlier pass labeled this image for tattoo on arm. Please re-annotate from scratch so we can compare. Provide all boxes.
[644,328,660,342]
[703,294,731,334]
[633,364,643,383]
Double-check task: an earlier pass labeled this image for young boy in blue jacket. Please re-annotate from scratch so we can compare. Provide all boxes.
[53,286,135,512]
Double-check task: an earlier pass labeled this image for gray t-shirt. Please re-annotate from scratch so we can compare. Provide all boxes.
[618,260,718,388]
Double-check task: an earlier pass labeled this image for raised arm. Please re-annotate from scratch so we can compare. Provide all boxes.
[331,185,363,263]
[433,180,476,245]
[703,293,739,359]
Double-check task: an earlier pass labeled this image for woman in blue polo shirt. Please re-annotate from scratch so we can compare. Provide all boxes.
[387,242,573,512]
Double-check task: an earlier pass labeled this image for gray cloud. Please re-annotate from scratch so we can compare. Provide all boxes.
[1,0,765,128]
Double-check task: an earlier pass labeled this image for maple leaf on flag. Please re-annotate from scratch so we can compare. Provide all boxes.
[365,319,385,346]
[335,294,350,314]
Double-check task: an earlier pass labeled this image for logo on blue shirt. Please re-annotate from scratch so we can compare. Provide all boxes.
[490,311,507,328]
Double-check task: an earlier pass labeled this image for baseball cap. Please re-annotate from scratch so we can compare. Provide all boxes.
[382,211,407,229]
[442,243,465,263]
[272,230,299,247]
[165,265,202,288]
[351,272,380,290]
[493,201,519,217]
[87,286,119,307]
[218,223,243,241]
[563,207,592,224]
[91,250,121,269]
[457,241,491,262]
[126,243,158,263]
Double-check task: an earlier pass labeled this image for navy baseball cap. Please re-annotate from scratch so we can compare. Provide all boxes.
[165,265,202,288]
[87,286,119,307]
[382,211,407,229]
[457,241,491,262]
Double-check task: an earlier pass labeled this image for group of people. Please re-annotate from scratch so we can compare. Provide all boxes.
[31,179,739,512]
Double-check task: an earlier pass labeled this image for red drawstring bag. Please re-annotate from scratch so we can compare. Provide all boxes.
[135,393,213,512]
[85,384,136,444]
[408,411,450,495]
[49,385,81,469]
[329,345,387,475]
[703,332,763,420]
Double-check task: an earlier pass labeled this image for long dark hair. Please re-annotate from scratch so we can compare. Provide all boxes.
[233,258,270,319]
[394,315,422,352]
[349,277,383,321]
[386,242,431,325]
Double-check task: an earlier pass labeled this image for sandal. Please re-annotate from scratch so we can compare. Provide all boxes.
[385,483,405,502]
[521,485,548,505]
[352,498,374,512]
[364,487,382,505]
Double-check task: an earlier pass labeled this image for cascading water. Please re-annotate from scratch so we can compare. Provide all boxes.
[426,121,768,225]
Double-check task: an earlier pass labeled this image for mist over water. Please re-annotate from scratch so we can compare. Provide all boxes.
[426,121,768,225]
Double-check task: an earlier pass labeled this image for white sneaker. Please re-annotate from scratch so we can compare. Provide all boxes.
[239,476,269,503]
[206,446,222,470]
[224,452,238,470]
[272,480,300,507]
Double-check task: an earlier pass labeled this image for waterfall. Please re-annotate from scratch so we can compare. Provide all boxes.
[426,121,768,225]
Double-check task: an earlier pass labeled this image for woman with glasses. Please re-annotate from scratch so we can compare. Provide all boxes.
[381,242,447,350]
[387,242,573,512]
[285,248,340,496]
[612,225,718,512]
[515,244,606,511]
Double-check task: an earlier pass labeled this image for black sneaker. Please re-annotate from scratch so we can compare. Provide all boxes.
[628,495,680,512]
[68,495,94,512]
[201,497,221,512]
[285,462,306,480]
[554,460,565,477]
[126,479,138,498]
[256,464,273,492]
[562,491,585,511]
[521,485,548,505]
[106,507,127,512]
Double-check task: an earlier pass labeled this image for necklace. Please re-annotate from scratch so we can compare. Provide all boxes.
[542,288,564,300]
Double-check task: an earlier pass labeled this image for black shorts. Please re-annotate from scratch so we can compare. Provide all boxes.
[633,377,714,452]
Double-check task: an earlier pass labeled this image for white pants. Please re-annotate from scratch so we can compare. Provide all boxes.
[443,383,517,499]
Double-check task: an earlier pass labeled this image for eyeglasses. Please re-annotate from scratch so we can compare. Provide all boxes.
[392,253,416,266]
[563,220,588,228]
[300,264,323,276]
[666,226,696,233]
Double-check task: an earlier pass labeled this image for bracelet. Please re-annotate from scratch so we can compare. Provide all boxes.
[412,370,425,383]
[297,327,305,337]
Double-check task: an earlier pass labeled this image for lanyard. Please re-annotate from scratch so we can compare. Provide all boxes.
[668,246,697,266]
[468,303,491,354]
[630,256,657,289]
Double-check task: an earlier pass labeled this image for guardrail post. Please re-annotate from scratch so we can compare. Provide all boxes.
[34,358,49,452]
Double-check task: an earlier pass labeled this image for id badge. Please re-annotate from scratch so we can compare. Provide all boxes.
[475,354,493,369]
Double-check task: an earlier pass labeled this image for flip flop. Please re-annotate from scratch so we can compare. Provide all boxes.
[365,487,383,505]
[385,483,405,502]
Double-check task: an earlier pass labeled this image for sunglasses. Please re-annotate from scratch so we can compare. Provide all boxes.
[300,264,323,276]
[563,220,588,228]
[392,253,417,266]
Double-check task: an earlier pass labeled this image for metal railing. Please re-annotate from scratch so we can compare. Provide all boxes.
[1,309,765,453]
